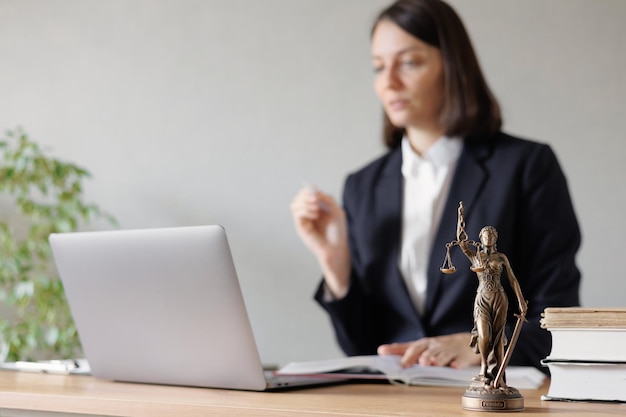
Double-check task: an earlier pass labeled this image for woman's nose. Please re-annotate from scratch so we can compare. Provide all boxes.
[382,66,402,89]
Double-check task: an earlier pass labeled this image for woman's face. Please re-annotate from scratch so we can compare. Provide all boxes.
[371,19,445,131]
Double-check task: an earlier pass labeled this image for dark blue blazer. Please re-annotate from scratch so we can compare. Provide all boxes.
[315,132,581,370]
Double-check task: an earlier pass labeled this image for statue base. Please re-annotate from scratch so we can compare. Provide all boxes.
[461,380,524,412]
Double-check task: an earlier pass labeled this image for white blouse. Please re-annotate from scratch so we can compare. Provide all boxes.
[399,136,462,316]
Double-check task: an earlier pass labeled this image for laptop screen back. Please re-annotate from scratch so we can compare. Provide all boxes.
[49,225,268,390]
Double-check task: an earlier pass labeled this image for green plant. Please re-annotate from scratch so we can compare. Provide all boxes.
[0,128,116,362]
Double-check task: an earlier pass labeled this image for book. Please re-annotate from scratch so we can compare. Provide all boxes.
[540,307,626,328]
[541,361,626,403]
[543,328,626,362]
[275,355,546,389]
[540,307,626,362]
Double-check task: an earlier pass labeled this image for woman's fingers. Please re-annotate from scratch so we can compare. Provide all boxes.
[377,342,410,356]
[378,341,429,367]
[378,333,479,369]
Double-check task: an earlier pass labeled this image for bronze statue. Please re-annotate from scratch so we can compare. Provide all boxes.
[440,202,528,412]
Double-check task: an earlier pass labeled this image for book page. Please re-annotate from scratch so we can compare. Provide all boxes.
[277,355,545,389]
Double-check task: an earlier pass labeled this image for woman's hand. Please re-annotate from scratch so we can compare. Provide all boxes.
[377,332,480,369]
[290,186,351,299]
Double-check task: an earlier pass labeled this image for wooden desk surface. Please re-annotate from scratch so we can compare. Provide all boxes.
[0,370,624,417]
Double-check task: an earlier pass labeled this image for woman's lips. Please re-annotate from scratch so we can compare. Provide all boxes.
[388,99,409,112]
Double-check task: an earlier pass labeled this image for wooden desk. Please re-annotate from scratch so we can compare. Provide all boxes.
[0,370,623,417]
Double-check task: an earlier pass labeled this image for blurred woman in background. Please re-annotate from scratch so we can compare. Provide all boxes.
[290,0,580,372]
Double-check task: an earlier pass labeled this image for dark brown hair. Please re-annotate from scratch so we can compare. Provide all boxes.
[373,0,502,149]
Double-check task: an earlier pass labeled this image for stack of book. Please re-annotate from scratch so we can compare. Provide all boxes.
[540,307,626,402]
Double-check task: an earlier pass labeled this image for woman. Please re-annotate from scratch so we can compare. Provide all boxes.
[290,0,580,372]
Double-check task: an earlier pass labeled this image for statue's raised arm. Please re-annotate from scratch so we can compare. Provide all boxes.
[456,202,484,272]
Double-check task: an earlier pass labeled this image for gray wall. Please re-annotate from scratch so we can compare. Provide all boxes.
[1,0,624,365]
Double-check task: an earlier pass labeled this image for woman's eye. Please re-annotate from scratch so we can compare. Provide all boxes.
[402,59,419,68]
[372,62,384,74]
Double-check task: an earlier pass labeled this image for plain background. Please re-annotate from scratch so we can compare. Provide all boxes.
[1,0,624,365]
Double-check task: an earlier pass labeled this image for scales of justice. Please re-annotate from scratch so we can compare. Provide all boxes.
[440,202,528,412]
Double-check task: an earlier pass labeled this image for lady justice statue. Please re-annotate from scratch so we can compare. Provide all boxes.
[440,202,528,412]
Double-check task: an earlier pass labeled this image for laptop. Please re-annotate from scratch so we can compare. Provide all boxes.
[49,225,340,390]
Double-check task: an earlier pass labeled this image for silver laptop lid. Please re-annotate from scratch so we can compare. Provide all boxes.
[49,225,268,390]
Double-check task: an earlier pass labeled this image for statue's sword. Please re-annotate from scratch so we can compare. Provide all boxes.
[493,311,528,388]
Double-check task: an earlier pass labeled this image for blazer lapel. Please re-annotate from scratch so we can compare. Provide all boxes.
[425,140,491,315]
[375,148,424,329]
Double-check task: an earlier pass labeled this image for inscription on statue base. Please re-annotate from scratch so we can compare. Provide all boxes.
[461,380,524,412]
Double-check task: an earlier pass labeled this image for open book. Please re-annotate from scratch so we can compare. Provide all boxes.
[275,355,546,389]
